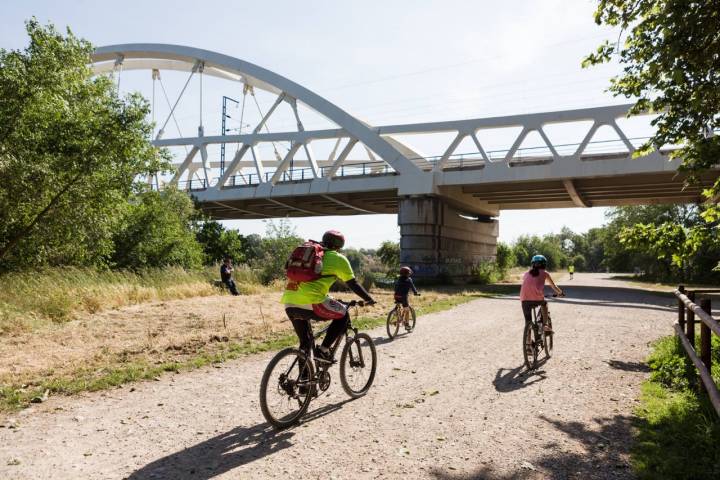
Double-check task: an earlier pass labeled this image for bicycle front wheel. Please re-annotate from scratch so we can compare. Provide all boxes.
[405,306,417,332]
[386,307,400,339]
[543,315,553,356]
[340,332,377,398]
[259,348,314,429]
[523,322,538,370]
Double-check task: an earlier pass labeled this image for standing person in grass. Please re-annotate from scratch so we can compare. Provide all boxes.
[220,256,240,296]
[520,255,563,332]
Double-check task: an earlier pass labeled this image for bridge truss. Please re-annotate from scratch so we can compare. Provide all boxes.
[91,44,715,219]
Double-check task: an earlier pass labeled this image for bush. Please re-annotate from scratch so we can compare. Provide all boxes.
[360,273,375,292]
[471,260,503,285]
[633,335,720,479]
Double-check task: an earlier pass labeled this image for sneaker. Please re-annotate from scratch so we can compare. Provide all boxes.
[314,346,334,364]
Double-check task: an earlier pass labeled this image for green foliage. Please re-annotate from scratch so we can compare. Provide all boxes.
[633,335,720,479]
[195,220,245,264]
[585,0,720,271]
[377,241,400,274]
[255,219,303,284]
[0,20,166,271]
[111,188,203,270]
[495,242,516,272]
[513,234,567,270]
[470,260,504,285]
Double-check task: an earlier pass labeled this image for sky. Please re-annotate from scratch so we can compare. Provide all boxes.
[2,0,625,248]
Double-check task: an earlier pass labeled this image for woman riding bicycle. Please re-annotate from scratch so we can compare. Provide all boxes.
[520,255,564,332]
[282,230,376,363]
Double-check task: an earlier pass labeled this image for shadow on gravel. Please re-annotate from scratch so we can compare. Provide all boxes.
[557,285,675,313]
[493,366,547,393]
[126,398,353,480]
[373,335,403,346]
[430,414,635,480]
[604,359,651,373]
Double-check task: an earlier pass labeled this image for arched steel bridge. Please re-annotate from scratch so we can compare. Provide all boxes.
[91,44,715,221]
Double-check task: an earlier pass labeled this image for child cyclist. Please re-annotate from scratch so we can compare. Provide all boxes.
[520,255,564,332]
[394,266,419,326]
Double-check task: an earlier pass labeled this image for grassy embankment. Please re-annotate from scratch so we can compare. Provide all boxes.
[0,265,265,334]
[0,267,515,413]
[633,335,720,479]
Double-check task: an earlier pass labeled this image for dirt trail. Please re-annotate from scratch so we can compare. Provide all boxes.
[0,273,676,479]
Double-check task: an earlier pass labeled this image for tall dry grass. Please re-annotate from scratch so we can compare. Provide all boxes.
[0,265,261,335]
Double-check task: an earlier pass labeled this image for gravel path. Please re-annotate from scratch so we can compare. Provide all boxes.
[0,273,676,480]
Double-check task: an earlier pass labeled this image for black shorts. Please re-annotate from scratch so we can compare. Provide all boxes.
[521,300,546,323]
[394,294,409,308]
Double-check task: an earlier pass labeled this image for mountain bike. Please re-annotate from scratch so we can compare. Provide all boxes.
[259,300,377,429]
[523,294,563,370]
[386,298,417,340]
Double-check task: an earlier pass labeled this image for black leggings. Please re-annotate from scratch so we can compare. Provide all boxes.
[521,300,546,323]
[286,308,349,353]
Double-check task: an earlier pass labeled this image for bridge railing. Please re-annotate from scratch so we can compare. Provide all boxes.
[421,135,655,171]
[674,286,720,417]
[222,160,394,188]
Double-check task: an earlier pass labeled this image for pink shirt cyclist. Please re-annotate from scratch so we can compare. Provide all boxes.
[520,254,563,324]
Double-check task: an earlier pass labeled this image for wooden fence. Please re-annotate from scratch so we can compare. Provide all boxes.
[674,286,720,416]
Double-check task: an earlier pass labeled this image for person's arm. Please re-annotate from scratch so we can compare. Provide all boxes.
[409,278,419,295]
[346,278,374,304]
[334,253,375,304]
[545,273,564,295]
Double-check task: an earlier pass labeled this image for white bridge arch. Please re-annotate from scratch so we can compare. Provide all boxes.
[91,44,715,221]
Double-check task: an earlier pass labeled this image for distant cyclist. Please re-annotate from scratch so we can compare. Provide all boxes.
[282,230,376,363]
[568,264,575,280]
[394,266,419,325]
[520,255,564,332]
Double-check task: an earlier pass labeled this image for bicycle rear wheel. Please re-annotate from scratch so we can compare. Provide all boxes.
[523,322,538,370]
[259,348,314,429]
[386,307,400,339]
[340,332,377,398]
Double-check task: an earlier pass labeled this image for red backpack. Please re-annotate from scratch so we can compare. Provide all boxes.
[286,241,325,282]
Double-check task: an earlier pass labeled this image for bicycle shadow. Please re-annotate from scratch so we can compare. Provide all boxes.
[372,334,411,346]
[126,398,354,480]
[493,365,548,393]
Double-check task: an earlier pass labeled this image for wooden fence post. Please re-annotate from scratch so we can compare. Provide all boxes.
[700,298,712,393]
[678,285,686,329]
[687,291,696,347]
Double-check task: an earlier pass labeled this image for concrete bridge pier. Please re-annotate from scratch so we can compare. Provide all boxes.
[398,196,498,281]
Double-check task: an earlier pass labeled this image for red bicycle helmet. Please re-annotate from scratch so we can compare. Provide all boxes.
[399,266,413,276]
[322,230,345,250]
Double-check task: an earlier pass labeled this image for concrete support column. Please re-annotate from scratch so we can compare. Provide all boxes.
[398,196,498,280]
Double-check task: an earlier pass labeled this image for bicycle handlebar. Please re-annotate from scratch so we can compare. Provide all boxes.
[340,299,375,307]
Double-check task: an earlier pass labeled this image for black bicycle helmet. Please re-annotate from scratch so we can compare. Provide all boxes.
[322,230,345,250]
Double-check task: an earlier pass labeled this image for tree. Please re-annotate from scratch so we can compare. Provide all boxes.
[585,0,720,268]
[256,219,302,284]
[377,241,400,274]
[196,220,245,265]
[111,188,203,270]
[0,20,165,271]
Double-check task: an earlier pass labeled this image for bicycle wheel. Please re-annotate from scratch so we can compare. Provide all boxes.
[259,348,314,429]
[405,306,417,332]
[386,307,400,339]
[543,314,553,356]
[523,322,538,370]
[340,332,377,398]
